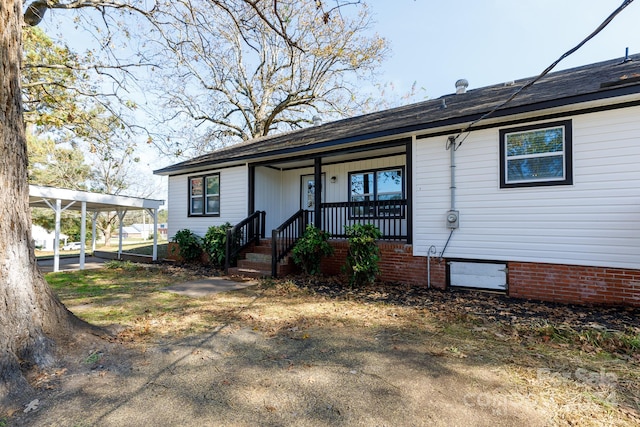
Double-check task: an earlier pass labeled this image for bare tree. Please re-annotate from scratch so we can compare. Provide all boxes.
[4,1,363,401]
[0,0,99,404]
[144,0,387,155]
[85,113,154,244]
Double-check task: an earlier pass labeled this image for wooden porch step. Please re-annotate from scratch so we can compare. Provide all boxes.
[228,263,295,278]
[244,252,293,268]
[245,252,271,263]
[237,259,271,271]
[230,238,298,278]
[250,245,273,256]
[256,238,273,247]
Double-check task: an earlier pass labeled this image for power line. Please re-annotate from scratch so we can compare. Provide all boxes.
[453,0,635,149]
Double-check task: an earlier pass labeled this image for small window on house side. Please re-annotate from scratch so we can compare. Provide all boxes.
[349,167,404,218]
[500,120,572,188]
[189,173,220,216]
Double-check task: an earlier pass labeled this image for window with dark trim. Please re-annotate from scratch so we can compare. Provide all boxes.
[349,167,404,218]
[500,120,573,188]
[189,173,220,216]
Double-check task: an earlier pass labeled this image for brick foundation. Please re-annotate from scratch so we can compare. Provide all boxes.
[170,241,640,306]
[167,242,180,261]
[166,241,210,264]
[320,240,445,289]
[322,246,640,306]
[508,261,640,307]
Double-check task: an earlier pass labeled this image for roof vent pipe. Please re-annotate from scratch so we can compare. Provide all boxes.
[312,115,322,126]
[455,79,469,94]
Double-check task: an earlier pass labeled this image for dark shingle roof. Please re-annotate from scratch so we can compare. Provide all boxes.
[155,54,640,175]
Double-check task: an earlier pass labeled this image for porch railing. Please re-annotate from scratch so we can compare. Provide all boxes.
[317,199,407,240]
[271,209,312,277]
[225,210,266,273]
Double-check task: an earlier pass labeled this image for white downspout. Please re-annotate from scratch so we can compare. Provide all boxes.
[449,136,456,212]
[441,136,459,259]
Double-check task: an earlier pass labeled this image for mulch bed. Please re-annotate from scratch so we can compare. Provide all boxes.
[162,262,639,334]
[291,275,640,333]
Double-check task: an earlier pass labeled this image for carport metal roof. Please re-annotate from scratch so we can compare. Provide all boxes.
[29,185,164,272]
[29,185,164,212]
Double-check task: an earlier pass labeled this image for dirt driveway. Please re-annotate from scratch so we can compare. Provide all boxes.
[5,271,640,426]
[11,328,545,426]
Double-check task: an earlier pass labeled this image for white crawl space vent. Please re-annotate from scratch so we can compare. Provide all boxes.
[449,261,507,291]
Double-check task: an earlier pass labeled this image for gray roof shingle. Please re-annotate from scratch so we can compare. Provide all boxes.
[155,54,640,175]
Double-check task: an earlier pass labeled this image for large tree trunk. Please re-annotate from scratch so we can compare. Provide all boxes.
[0,0,88,403]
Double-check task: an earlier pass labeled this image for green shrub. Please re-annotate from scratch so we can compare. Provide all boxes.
[344,223,382,287]
[203,222,233,268]
[170,229,203,262]
[292,225,334,275]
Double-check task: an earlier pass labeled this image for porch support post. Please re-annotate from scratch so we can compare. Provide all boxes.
[248,165,255,214]
[314,157,322,229]
[406,138,413,244]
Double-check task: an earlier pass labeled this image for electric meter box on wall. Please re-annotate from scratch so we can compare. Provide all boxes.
[446,210,459,229]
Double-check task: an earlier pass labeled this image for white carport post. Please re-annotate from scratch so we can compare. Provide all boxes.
[41,197,75,272]
[147,207,158,261]
[117,209,127,260]
[29,185,165,268]
[53,199,62,272]
[91,212,98,253]
[79,201,86,269]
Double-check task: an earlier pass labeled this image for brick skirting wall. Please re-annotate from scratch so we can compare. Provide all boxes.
[320,240,446,289]
[170,241,640,306]
[508,261,640,307]
[322,244,639,306]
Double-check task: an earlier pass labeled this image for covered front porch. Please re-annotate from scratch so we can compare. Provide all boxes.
[223,136,414,277]
[249,136,413,244]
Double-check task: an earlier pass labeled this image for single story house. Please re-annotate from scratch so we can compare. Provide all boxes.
[155,54,640,307]
[32,225,67,251]
[117,223,153,240]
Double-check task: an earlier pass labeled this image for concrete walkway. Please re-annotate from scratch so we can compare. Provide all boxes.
[37,256,108,273]
[163,277,258,297]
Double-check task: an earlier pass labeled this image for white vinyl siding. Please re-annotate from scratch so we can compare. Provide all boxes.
[412,106,640,270]
[167,165,248,238]
[255,166,284,232]
[254,156,405,231]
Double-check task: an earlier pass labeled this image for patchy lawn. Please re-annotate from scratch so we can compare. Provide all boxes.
[4,263,640,426]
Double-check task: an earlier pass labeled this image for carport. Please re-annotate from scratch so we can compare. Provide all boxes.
[29,185,164,272]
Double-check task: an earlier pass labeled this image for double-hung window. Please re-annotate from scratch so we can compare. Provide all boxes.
[500,120,572,188]
[189,174,220,216]
[349,167,404,217]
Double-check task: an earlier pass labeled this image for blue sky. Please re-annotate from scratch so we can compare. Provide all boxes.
[38,0,638,199]
[365,0,638,99]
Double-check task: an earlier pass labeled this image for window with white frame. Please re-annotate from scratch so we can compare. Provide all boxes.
[500,120,572,188]
[189,174,220,216]
[349,167,404,217]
